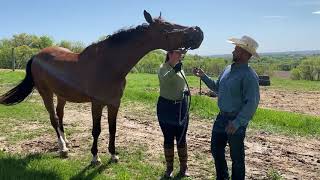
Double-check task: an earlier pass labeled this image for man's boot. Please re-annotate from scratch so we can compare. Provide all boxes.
[177,145,190,177]
[164,147,174,178]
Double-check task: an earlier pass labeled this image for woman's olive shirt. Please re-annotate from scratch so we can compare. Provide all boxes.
[158,62,186,101]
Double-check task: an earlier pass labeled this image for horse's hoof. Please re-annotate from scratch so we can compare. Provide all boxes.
[91,159,102,166]
[111,155,119,163]
[60,150,69,158]
[91,155,101,166]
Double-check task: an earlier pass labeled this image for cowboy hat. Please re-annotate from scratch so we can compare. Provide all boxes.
[227,35,260,58]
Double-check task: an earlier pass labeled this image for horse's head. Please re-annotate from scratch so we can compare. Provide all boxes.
[143,10,203,51]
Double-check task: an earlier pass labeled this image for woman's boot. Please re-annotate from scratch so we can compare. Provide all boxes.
[177,145,190,177]
[164,147,174,178]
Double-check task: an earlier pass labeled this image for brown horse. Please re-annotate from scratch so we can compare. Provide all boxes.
[0,10,203,165]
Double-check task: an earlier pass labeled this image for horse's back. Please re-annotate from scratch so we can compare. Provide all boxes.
[30,46,124,105]
[36,47,79,63]
[31,47,91,102]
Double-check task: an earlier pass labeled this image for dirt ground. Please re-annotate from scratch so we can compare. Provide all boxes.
[1,98,319,179]
[1,85,320,179]
[259,87,320,116]
[191,87,320,117]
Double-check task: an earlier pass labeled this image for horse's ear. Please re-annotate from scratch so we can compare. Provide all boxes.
[144,10,153,24]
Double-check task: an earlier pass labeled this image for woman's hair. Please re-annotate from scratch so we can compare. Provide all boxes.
[165,53,170,62]
[165,51,173,62]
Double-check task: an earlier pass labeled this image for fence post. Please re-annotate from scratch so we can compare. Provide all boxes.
[12,47,15,71]
[199,78,202,95]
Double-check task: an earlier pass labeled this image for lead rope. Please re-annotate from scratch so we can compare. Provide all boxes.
[177,48,191,145]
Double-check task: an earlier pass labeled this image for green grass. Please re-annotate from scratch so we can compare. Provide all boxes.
[1,71,320,137]
[0,70,25,85]
[270,77,320,91]
[0,101,48,143]
[0,99,48,143]
[0,102,46,122]
[251,108,320,136]
[123,73,320,136]
[0,146,168,180]
[266,168,283,180]
[0,70,319,179]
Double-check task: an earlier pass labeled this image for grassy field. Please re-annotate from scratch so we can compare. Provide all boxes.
[0,70,319,179]
[124,73,320,136]
[270,77,320,91]
[0,146,166,180]
[0,71,192,179]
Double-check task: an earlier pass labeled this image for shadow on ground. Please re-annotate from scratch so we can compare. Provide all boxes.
[0,152,59,180]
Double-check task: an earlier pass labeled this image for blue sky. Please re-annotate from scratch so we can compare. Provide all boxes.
[1,0,320,55]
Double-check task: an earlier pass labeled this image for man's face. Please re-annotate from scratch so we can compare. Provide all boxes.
[232,46,243,62]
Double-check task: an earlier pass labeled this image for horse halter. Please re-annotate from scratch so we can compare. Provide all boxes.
[162,27,192,51]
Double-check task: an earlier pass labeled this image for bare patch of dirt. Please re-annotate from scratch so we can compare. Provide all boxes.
[191,87,320,116]
[259,87,320,116]
[1,102,319,179]
[273,71,291,79]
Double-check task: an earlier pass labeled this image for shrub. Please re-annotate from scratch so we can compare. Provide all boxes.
[291,56,320,81]
[290,68,301,80]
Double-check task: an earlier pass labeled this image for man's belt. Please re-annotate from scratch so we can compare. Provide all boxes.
[220,111,238,117]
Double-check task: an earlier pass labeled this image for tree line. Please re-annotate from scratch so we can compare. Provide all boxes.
[0,33,85,69]
[0,33,319,81]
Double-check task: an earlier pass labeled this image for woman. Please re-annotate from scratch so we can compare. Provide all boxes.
[157,49,190,178]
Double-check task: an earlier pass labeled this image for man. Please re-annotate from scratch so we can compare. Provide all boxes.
[193,35,260,180]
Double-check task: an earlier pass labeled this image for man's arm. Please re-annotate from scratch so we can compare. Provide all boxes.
[232,74,260,130]
[201,74,219,92]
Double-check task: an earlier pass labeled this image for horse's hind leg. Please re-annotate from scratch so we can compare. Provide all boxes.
[107,104,119,162]
[56,96,69,146]
[39,90,68,156]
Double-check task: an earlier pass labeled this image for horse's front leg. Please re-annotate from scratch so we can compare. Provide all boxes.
[90,102,104,165]
[107,104,119,162]
[56,96,69,147]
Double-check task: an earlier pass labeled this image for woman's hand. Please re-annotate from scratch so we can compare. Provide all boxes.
[192,67,205,77]
[173,62,183,73]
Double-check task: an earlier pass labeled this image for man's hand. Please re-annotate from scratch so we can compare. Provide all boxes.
[192,67,205,77]
[173,62,183,73]
[225,121,237,135]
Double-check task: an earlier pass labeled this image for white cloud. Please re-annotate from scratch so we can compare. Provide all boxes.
[263,16,288,19]
[292,1,320,6]
[312,11,320,14]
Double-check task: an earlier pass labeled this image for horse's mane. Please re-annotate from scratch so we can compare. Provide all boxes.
[80,23,150,55]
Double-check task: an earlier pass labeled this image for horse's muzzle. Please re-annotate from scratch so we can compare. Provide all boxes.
[184,26,204,50]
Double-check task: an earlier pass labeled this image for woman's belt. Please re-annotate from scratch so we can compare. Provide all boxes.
[159,96,183,104]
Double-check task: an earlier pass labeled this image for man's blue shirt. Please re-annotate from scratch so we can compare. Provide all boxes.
[201,63,260,129]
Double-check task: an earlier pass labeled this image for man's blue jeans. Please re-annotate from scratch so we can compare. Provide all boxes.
[211,113,246,180]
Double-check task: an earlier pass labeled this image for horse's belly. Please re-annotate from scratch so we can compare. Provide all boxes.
[32,59,91,103]
[53,87,91,103]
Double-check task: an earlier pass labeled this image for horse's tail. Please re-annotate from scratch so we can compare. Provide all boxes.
[0,57,35,105]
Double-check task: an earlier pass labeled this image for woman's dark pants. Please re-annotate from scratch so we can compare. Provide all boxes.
[157,96,189,148]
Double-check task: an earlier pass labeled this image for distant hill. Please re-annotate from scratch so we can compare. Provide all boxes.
[260,50,320,56]
[208,50,320,58]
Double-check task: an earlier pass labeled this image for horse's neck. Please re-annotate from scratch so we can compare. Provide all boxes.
[108,39,156,77]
